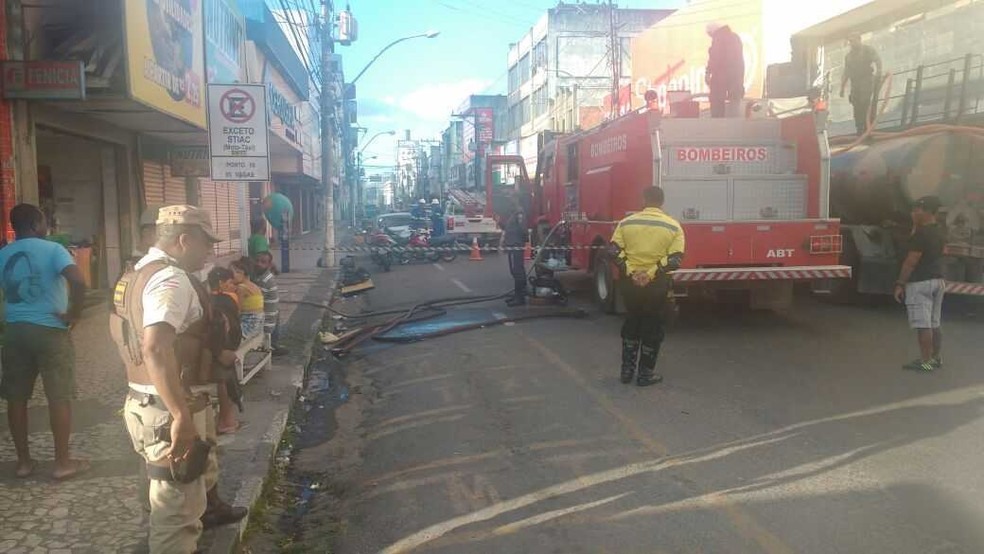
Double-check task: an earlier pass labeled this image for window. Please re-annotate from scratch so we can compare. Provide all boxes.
[509,104,520,134]
[508,63,520,93]
[520,96,531,126]
[518,54,530,84]
[533,85,549,119]
[532,39,548,72]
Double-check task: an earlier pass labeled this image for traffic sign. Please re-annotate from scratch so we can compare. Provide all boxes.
[207,83,270,181]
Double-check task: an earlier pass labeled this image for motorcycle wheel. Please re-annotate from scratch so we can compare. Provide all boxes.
[440,242,459,262]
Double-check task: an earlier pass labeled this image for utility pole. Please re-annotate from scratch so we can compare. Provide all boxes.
[321,0,336,267]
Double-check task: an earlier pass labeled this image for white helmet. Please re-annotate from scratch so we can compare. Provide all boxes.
[418,198,426,204]
[431,199,440,205]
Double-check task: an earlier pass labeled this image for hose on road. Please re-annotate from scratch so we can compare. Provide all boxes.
[373,307,587,343]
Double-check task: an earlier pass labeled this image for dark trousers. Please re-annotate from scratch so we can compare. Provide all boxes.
[507,249,527,298]
[620,277,670,370]
[850,82,874,135]
[709,82,744,118]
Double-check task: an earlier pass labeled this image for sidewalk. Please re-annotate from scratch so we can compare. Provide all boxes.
[0,231,334,553]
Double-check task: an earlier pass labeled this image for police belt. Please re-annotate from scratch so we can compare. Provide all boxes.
[127,389,211,412]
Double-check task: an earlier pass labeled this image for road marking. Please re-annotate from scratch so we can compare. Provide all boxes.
[524,336,794,554]
[433,263,445,271]
[489,493,629,537]
[451,278,472,293]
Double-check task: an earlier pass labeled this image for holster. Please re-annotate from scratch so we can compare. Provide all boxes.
[146,438,213,484]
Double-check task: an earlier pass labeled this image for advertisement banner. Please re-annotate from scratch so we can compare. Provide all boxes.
[462,108,495,163]
[169,146,210,177]
[125,0,206,128]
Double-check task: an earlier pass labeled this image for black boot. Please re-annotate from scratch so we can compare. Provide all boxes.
[636,344,663,387]
[505,294,526,307]
[621,338,640,384]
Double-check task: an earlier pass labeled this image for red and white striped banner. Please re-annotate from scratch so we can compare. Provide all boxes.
[946,281,984,296]
[673,265,852,283]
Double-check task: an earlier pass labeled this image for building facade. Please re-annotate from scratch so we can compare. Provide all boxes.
[505,5,672,172]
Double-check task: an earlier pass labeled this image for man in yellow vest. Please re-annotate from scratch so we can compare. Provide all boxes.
[611,187,685,386]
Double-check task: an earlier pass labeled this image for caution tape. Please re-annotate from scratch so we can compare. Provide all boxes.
[263,244,608,253]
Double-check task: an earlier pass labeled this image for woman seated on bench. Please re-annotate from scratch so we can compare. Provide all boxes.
[208,267,245,434]
[230,258,264,340]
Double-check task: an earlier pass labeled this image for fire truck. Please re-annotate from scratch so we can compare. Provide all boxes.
[487,106,852,312]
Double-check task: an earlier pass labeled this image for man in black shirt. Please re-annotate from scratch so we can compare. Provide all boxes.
[705,23,745,118]
[894,196,945,371]
[500,194,527,307]
[840,34,882,135]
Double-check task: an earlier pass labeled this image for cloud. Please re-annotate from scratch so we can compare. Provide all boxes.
[396,79,491,121]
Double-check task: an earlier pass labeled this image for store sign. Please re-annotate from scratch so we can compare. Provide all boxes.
[267,83,299,144]
[125,0,207,128]
[1,61,85,100]
[169,146,210,177]
[207,83,270,181]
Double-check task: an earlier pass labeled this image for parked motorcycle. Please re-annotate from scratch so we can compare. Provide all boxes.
[398,229,460,264]
[366,229,398,271]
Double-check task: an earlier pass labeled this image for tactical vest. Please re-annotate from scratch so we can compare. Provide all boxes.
[109,260,216,388]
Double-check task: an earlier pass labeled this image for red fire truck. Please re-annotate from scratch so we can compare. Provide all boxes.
[486,107,852,312]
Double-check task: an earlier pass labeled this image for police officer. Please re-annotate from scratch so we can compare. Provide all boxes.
[611,187,685,386]
[500,193,527,307]
[112,205,244,553]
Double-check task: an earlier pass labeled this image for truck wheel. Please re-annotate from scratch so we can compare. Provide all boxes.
[593,251,617,314]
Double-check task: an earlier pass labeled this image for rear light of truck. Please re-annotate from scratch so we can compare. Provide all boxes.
[809,235,843,254]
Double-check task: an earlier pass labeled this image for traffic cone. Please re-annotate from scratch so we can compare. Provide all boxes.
[523,231,533,262]
[469,237,484,261]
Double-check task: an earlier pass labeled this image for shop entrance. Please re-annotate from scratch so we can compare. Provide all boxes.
[36,128,123,289]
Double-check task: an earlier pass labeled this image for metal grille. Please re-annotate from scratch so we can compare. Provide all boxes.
[732,176,807,220]
[662,178,730,221]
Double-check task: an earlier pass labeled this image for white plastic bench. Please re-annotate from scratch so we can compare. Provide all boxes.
[235,332,271,384]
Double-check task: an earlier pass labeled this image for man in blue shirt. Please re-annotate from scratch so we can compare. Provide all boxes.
[0,204,88,479]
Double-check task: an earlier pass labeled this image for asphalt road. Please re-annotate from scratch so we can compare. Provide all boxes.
[277,254,984,554]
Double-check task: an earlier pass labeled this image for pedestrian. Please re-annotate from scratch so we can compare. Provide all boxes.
[0,203,89,479]
[894,196,945,371]
[611,187,685,386]
[111,205,246,553]
[230,258,264,339]
[839,33,882,136]
[705,22,745,118]
[247,218,270,259]
[499,193,527,307]
[252,250,288,356]
[207,267,245,436]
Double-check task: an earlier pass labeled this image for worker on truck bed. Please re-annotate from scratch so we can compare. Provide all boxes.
[705,22,744,118]
[840,33,882,136]
[894,196,945,372]
[611,187,685,387]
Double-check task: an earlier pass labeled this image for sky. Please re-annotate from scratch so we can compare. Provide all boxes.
[337,0,687,172]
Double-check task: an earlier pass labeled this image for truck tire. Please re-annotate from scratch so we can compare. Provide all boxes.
[593,250,617,314]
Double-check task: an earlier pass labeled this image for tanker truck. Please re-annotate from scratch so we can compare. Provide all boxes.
[830,131,984,297]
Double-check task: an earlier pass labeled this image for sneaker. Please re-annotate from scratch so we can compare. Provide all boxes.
[931,357,943,369]
[902,359,934,372]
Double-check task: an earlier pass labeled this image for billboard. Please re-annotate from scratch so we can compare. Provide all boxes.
[462,108,495,162]
[630,0,764,110]
[125,0,207,128]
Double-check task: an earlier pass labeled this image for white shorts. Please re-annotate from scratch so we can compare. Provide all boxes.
[905,278,944,329]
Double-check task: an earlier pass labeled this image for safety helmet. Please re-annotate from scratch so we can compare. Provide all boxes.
[418,198,426,204]
[431,199,440,205]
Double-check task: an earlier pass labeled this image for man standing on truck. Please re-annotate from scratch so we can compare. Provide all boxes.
[705,22,745,118]
[840,33,882,136]
[611,187,685,387]
[894,196,945,371]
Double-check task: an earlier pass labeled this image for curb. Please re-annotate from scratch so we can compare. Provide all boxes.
[205,268,337,553]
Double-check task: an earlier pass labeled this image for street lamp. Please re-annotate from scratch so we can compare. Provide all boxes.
[352,131,394,224]
[350,31,440,86]
[360,130,396,154]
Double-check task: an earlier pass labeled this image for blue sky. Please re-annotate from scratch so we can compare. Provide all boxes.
[338,0,687,170]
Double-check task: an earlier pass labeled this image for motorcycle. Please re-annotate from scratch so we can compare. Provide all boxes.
[366,229,398,271]
[398,229,461,264]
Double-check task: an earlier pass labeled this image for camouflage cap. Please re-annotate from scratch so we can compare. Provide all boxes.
[156,205,222,243]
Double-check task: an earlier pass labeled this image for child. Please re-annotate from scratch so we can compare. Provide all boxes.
[253,251,288,356]
[248,218,270,258]
[230,258,264,339]
[207,267,244,435]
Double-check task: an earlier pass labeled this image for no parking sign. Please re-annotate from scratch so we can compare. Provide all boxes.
[207,83,270,181]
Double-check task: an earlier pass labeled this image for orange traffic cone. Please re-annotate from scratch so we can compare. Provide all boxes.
[469,237,484,261]
[523,231,533,262]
